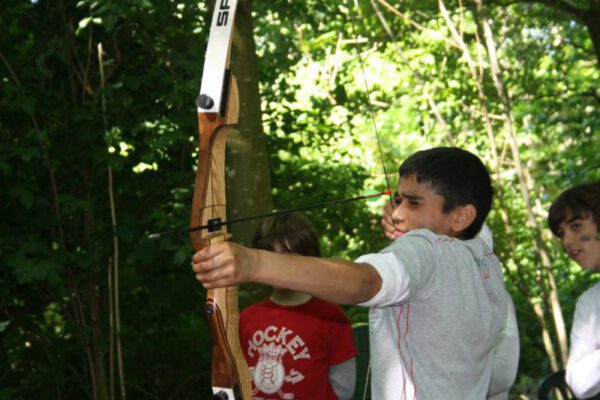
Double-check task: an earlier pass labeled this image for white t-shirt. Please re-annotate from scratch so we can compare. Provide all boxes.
[356,229,516,400]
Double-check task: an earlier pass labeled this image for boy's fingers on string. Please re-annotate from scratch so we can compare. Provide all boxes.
[381,209,397,240]
[383,200,394,215]
[382,202,395,224]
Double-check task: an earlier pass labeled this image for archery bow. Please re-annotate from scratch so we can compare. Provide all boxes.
[192,0,252,398]
[191,2,392,399]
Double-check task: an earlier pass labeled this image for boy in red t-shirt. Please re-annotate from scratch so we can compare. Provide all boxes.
[240,212,357,399]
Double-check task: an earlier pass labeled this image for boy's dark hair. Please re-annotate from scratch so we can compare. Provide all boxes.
[251,212,321,257]
[548,182,600,237]
[399,147,493,240]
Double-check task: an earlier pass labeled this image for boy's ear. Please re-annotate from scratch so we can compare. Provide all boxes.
[451,204,477,233]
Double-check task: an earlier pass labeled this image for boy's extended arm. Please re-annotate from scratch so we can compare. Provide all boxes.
[192,242,382,305]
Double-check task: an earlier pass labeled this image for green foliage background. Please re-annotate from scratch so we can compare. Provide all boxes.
[1,0,599,398]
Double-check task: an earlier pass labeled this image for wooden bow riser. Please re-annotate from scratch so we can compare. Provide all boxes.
[190,76,251,399]
[190,73,239,251]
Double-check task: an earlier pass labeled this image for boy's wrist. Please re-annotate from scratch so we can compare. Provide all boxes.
[250,248,279,286]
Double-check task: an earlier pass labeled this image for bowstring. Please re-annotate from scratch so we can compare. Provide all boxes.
[344,2,395,399]
[345,0,394,200]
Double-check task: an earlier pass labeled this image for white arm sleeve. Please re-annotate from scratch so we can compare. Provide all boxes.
[487,298,520,399]
[357,231,438,307]
[329,357,356,400]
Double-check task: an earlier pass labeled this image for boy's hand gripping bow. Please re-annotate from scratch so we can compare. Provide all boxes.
[192,0,252,398]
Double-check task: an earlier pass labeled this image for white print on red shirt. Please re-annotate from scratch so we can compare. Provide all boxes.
[246,325,311,399]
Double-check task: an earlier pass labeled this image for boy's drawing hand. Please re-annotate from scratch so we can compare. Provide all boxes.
[382,201,402,240]
[191,242,253,289]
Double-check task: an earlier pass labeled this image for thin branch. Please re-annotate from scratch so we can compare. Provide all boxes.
[374,0,462,49]
[98,42,126,400]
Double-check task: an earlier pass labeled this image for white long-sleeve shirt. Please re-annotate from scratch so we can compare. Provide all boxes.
[566,281,600,399]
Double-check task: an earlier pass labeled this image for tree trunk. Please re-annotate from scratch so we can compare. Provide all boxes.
[227,0,273,246]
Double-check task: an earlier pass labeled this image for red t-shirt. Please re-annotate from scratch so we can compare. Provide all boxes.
[239,297,357,400]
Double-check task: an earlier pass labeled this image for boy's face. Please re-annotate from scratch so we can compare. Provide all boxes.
[556,214,600,271]
[391,174,459,238]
